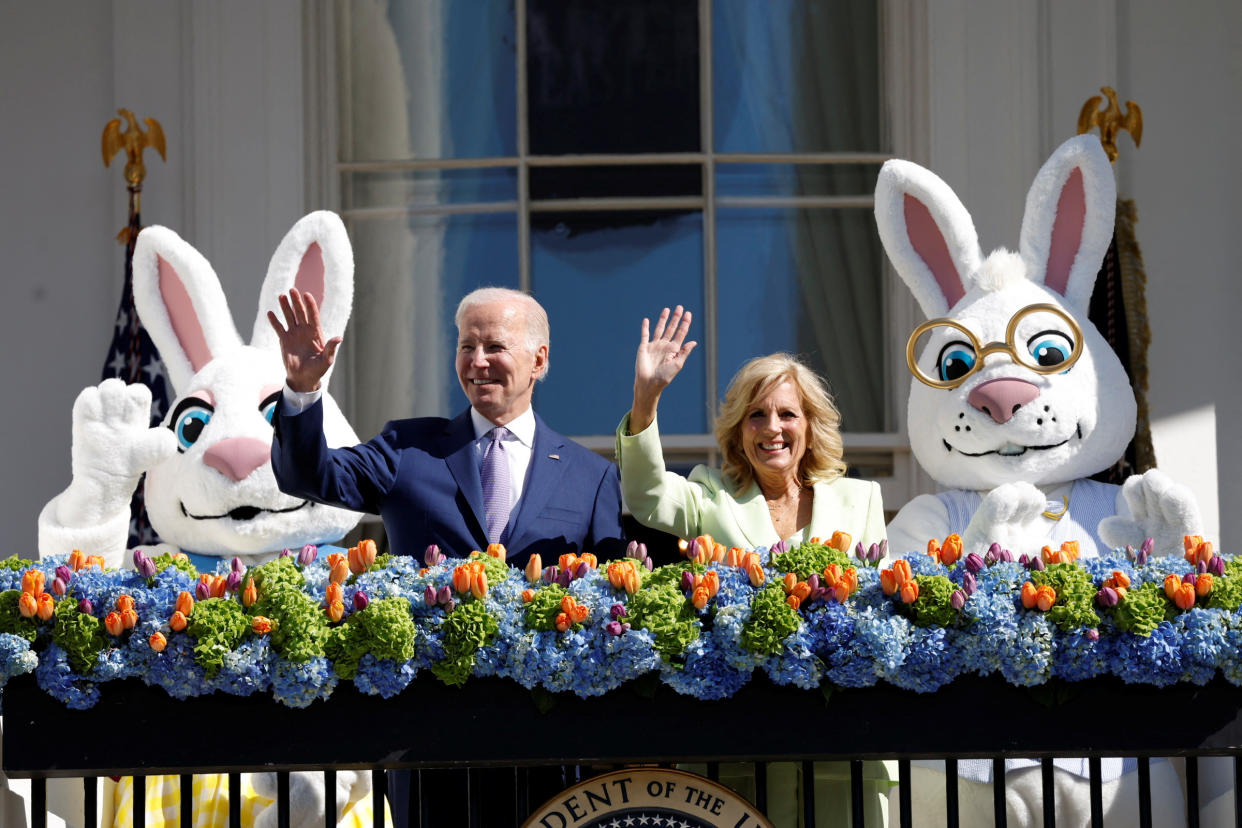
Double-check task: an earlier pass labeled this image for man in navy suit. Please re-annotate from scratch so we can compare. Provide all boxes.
[267,286,624,569]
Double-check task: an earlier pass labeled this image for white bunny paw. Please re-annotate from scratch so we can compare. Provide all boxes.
[962,482,1048,557]
[1098,468,1204,556]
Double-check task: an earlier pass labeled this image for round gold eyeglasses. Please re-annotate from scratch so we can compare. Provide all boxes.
[905,303,1084,389]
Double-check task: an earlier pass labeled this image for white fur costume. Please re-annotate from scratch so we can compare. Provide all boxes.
[32,212,370,828]
[875,135,1205,826]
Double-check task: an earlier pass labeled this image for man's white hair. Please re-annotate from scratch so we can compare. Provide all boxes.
[454,286,550,379]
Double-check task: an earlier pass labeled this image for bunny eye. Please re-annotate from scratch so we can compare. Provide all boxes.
[168,398,215,451]
[936,341,977,383]
[260,391,281,426]
[1026,330,1075,370]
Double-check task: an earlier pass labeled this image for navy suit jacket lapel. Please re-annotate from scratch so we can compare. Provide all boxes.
[506,414,564,552]
[442,409,486,542]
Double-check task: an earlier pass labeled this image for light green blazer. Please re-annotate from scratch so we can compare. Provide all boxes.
[616,413,886,549]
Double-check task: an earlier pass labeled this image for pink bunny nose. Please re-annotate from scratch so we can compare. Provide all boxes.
[967,378,1040,424]
[203,437,271,482]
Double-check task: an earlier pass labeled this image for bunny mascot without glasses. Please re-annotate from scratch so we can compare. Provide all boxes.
[33,212,377,828]
[874,135,1203,825]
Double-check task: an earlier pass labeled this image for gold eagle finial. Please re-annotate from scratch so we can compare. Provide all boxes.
[102,109,166,187]
[1077,87,1142,162]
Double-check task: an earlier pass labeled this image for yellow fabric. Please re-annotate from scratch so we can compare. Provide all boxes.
[102,773,384,828]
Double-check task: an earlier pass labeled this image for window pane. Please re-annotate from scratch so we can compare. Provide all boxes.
[342,168,518,213]
[716,162,883,200]
[715,207,885,433]
[532,212,707,435]
[339,1,516,162]
[348,213,519,438]
[713,0,879,154]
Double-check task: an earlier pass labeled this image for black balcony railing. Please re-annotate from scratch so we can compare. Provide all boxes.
[5,672,1242,827]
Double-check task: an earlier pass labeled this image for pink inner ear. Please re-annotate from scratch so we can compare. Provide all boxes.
[157,256,213,374]
[295,242,326,310]
[1045,168,1086,297]
[904,194,965,309]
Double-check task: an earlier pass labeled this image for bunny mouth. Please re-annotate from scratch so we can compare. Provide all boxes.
[181,500,311,522]
[943,423,1081,457]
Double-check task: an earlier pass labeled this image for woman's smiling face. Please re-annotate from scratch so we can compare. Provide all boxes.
[739,379,808,486]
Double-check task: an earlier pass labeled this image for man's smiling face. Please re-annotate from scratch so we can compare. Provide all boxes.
[455,299,547,426]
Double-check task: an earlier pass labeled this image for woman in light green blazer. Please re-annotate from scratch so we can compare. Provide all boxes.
[617,306,891,828]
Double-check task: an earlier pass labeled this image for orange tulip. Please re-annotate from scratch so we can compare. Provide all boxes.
[326,552,345,571]
[485,543,506,559]
[1172,583,1196,611]
[880,570,899,596]
[175,591,194,617]
[1061,540,1081,561]
[579,552,598,570]
[251,616,273,635]
[843,568,859,593]
[623,569,640,595]
[116,595,135,613]
[1021,581,1039,609]
[702,570,720,596]
[326,599,345,623]
[36,593,55,621]
[899,580,920,604]
[791,582,812,603]
[554,612,572,632]
[942,535,963,564]
[471,572,489,599]
[1184,536,1214,567]
[926,538,941,560]
[330,559,350,585]
[829,531,852,554]
[521,589,536,603]
[746,562,765,588]
[17,592,37,619]
[559,554,579,572]
[1035,586,1057,612]
[169,610,188,632]
[725,547,743,568]
[242,579,258,608]
[326,581,344,606]
[743,552,762,571]
[105,611,124,636]
[149,632,167,653]
[786,595,802,611]
[695,535,715,558]
[808,537,821,545]
[711,543,725,564]
[1110,571,1131,590]
[692,586,711,610]
[1196,574,1214,597]
[834,582,854,603]
[21,570,44,598]
[524,554,543,584]
[68,549,87,571]
[782,572,798,594]
[571,604,589,624]
[118,607,137,629]
[452,566,473,594]
[1164,574,1184,600]
[1184,535,1205,556]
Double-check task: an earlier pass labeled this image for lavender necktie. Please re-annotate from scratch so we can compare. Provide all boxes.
[481,426,511,544]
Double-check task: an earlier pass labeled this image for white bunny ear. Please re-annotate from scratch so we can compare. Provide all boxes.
[1019,134,1116,311]
[133,226,244,392]
[250,211,354,358]
[874,158,983,318]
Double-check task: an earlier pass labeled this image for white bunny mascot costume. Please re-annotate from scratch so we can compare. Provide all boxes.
[875,136,1203,826]
[33,212,372,828]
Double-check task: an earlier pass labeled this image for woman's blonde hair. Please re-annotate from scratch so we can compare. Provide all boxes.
[714,353,847,492]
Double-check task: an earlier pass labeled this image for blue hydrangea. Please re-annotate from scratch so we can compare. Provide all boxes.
[353,654,419,698]
[271,657,337,708]
[1114,622,1184,687]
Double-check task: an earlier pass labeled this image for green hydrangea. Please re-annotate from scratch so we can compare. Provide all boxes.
[741,584,800,655]
[523,585,571,633]
[643,561,703,591]
[251,589,328,663]
[153,553,196,578]
[52,597,106,674]
[1207,574,1242,612]
[186,598,250,678]
[326,596,418,680]
[428,600,498,686]
[0,591,39,642]
[771,540,850,581]
[1113,581,1169,637]
[248,556,305,601]
[1030,563,1099,631]
[901,575,960,628]
[626,579,700,661]
[0,558,36,573]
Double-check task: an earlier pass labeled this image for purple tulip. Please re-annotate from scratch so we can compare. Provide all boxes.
[685,539,698,560]
[52,576,68,596]
[644,557,654,571]
[1124,544,1137,562]
[280,548,292,558]
[1197,561,1208,575]
[964,553,985,574]
[811,586,829,602]
[855,542,867,561]
[436,586,452,606]
[557,569,572,588]
[1027,557,1045,572]
[987,542,1002,559]
[423,585,438,606]
[137,556,158,579]
[1086,628,1100,642]
[55,565,72,584]
[353,592,370,611]
[626,540,640,559]
[1017,553,1030,567]
[444,598,457,614]
[962,571,977,596]
[195,581,212,601]
[1096,586,1119,607]
[424,544,443,567]
[78,599,93,615]
[680,571,696,592]
[1209,556,1226,577]
[132,549,149,570]
[770,539,789,558]
[575,561,590,580]
[876,540,889,562]
[231,557,245,574]
[1184,572,1197,587]
[605,620,625,636]
[298,545,318,567]
[950,590,966,610]
[637,542,648,562]
[807,573,821,592]
[1138,538,1154,565]
[543,566,558,584]
[225,571,244,592]
[610,603,627,620]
